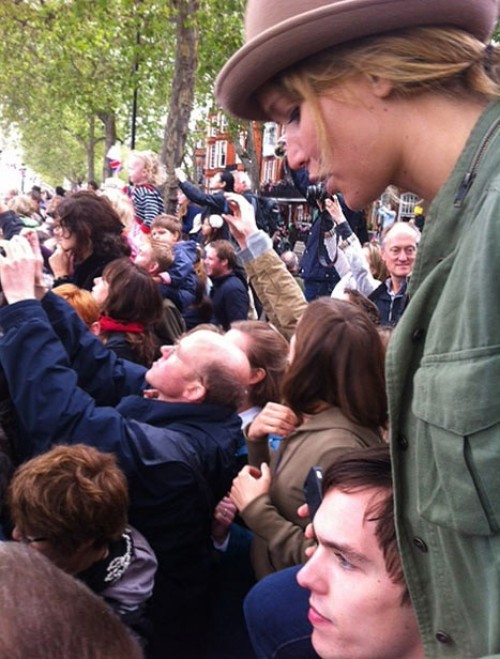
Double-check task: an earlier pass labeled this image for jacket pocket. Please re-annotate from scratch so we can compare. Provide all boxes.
[412,349,500,536]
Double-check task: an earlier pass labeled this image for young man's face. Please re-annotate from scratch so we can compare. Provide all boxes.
[297,488,423,659]
[204,245,228,278]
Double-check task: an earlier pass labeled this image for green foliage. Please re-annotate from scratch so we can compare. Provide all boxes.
[0,0,247,184]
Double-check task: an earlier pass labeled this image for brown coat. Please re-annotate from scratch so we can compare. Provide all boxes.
[240,406,382,579]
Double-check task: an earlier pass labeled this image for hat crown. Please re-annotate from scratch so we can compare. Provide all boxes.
[218,0,498,121]
[245,0,333,40]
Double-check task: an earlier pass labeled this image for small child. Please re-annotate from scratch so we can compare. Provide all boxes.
[126,150,166,236]
[148,214,198,314]
[133,240,187,345]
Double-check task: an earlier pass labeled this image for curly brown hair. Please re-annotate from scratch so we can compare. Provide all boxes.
[8,444,128,555]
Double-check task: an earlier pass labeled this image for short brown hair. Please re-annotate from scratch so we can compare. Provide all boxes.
[283,298,387,429]
[344,288,381,325]
[322,445,408,604]
[230,320,288,407]
[151,214,182,240]
[8,444,128,555]
[207,239,237,270]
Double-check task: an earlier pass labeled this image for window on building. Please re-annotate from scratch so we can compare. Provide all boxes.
[263,159,275,184]
[219,113,228,133]
[208,140,227,169]
[262,123,278,157]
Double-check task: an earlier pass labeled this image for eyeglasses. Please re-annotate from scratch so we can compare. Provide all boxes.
[52,223,71,237]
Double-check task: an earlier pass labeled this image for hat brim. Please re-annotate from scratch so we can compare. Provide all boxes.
[216,0,497,121]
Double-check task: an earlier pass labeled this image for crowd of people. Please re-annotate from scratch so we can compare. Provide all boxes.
[0,0,499,657]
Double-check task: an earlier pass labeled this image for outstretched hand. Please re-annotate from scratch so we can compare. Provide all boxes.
[175,167,187,183]
[0,235,40,304]
[223,192,259,249]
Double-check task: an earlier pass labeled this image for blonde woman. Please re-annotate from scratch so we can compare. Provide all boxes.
[217,0,500,654]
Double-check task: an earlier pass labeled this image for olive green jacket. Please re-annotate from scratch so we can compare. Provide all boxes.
[387,100,500,658]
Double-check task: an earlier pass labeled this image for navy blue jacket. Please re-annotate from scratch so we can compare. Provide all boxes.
[159,240,198,311]
[0,293,241,640]
[369,279,409,326]
[209,272,249,330]
[299,210,340,284]
[179,180,230,217]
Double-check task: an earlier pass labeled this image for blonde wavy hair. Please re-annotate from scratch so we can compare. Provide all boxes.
[275,27,500,172]
[127,149,167,187]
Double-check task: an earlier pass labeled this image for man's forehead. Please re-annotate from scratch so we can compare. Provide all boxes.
[315,488,384,555]
[384,226,418,246]
[180,330,223,352]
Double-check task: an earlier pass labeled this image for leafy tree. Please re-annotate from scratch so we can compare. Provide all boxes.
[0,0,249,189]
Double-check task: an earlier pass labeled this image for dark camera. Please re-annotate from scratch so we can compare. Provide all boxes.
[306,183,331,206]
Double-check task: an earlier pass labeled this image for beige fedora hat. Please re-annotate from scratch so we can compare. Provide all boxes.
[216,0,498,121]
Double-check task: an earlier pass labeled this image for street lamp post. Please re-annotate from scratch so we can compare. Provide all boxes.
[20,164,27,193]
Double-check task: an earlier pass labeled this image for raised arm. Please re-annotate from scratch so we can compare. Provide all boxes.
[0,237,140,462]
[324,197,381,297]
[223,193,307,339]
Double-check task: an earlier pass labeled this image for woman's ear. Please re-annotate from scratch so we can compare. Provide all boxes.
[367,75,394,99]
[249,367,266,386]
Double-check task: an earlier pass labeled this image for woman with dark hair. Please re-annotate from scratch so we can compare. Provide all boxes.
[199,214,231,246]
[218,319,289,475]
[49,191,131,290]
[229,297,385,579]
[92,258,163,367]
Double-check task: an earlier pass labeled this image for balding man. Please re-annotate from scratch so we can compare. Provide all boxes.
[369,222,420,326]
[0,236,251,658]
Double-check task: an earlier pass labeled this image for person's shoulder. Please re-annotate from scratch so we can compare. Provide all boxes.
[174,240,197,258]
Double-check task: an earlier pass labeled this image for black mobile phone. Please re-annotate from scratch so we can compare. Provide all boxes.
[303,465,323,520]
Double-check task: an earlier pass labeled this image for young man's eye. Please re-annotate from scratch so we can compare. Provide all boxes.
[334,552,355,570]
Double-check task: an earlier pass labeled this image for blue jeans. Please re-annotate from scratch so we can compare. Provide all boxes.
[244,565,319,659]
